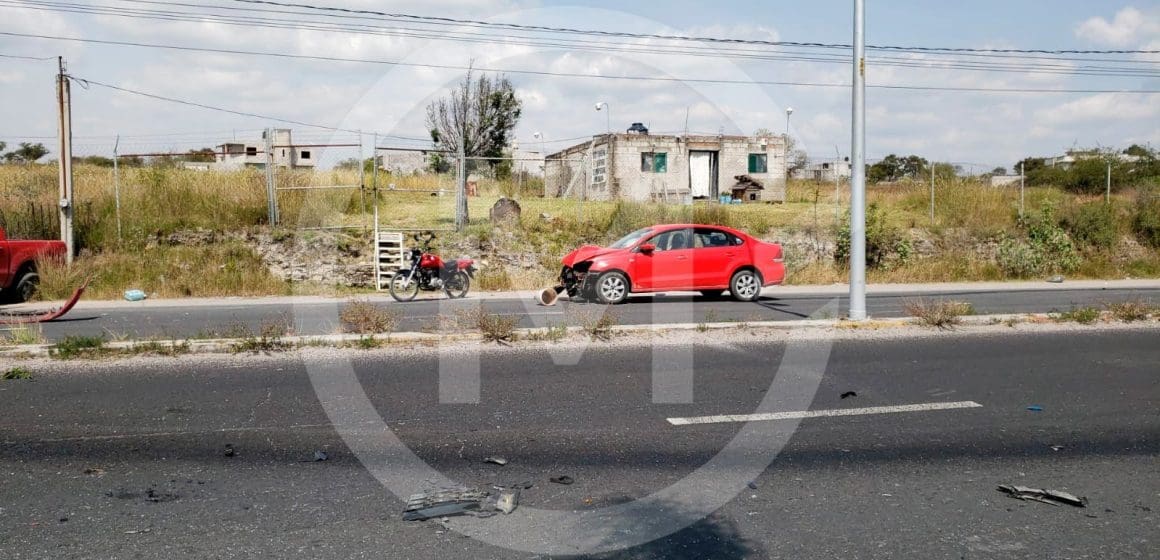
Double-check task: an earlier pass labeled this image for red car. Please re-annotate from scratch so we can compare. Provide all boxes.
[0,226,66,303]
[559,224,785,304]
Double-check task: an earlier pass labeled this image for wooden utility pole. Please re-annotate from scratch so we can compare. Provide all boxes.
[56,56,75,264]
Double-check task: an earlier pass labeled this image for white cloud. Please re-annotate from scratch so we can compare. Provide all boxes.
[1075,7,1160,47]
[1035,93,1160,125]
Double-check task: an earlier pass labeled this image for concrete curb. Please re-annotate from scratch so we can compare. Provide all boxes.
[4,311,1154,359]
[10,279,1158,312]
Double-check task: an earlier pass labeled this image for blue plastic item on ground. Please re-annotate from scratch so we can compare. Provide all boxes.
[1026,405,1044,412]
[123,289,147,302]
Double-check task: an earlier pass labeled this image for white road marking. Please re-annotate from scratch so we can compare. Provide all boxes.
[667,400,983,426]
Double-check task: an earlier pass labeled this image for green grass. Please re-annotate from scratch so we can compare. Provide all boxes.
[50,335,107,359]
[1052,306,1102,325]
[2,366,32,380]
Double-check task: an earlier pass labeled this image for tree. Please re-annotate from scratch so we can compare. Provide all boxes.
[76,155,115,167]
[775,133,808,176]
[868,154,903,183]
[0,141,6,154]
[425,68,522,170]
[186,147,217,162]
[1124,144,1155,159]
[991,166,1007,176]
[3,142,49,163]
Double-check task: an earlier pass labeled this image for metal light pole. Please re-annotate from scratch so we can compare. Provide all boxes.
[785,107,794,136]
[595,102,610,134]
[848,0,867,321]
[533,132,546,197]
[930,162,935,224]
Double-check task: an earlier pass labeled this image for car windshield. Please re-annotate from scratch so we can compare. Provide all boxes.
[608,227,653,249]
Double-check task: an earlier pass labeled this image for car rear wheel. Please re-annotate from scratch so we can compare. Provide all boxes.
[594,271,629,305]
[729,269,761,302]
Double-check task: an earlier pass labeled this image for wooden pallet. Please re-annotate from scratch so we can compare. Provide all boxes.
[375,231,405,291]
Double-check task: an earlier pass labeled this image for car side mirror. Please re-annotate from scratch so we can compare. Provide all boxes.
[639,243,655,253]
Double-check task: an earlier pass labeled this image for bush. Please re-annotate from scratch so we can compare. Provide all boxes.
[1063,202,1118,249]
[1133,195,1160,248]
[903,298,973,329]
[339,299,399,334]
[997,204,1080,278]
[835,203,913,270]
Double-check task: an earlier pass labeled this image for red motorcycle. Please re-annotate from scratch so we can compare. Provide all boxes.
[389,232,477,301]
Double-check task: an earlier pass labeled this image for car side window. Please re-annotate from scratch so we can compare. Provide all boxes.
[693,228,731,249]
[647,229,692,251]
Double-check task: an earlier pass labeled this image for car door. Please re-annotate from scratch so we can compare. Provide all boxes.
[690,227,737,288]
[638,228,694,290]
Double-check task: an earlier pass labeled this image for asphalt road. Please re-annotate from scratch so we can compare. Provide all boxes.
[1,328,1157,558]
[16,285,1160,342]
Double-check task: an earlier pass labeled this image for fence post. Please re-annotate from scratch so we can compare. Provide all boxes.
[113,134,122,243]
[1019,162,1024,218]
[929,163,935,225]
[455,143,467,230]
[264,127,277,226]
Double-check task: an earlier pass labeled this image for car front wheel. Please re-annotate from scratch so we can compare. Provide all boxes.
[594,271,629,305]
[729,269,762,302]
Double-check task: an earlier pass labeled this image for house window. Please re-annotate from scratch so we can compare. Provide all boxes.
[641,152,667,173]
[748,153,768,173]
[245,147,257,156]
[300,150,311,160]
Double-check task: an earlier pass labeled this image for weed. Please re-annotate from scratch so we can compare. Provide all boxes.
[903,298,973,329]
[458,308,519,344]
[352,335,384,350]
[1105,300,1152,322]
[1052,306,1101,325]
[50,335,107,359]
[231,320,292,353]
[2,366,32,380]
[339,299,400,335]
[581,307,619,341]
[129,340,191,356]
[3,325,45,345]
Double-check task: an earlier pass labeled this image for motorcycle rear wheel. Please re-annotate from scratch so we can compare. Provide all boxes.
[389,273,420,302]
[444,271,470,299]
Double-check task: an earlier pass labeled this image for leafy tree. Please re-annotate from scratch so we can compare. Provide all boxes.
[186,147,217,162]
[0,141,5,153]
[1123,144,1154,158]
[3,142,49,163]
[868,154,902,183]
[426,67,522,170]
[76,155,115,167]
[991,166,1007,176]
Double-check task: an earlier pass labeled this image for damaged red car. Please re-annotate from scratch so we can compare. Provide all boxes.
[559,224,785,304]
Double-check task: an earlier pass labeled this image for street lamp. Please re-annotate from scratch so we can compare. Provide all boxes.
[785,107,794,136]
[595,101,610,134]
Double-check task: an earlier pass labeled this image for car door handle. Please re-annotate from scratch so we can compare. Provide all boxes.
[675,255,688,260]
[724,252,735,257]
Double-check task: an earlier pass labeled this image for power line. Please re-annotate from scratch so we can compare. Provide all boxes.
[227,0,1160,55]
[11,33,1159,94]
[0,52,56,61]
[4,1,1158,77]
[65,74,431,141]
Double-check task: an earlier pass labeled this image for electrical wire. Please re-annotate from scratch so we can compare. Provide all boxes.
[10,33,1159,94]
[2,0,1158,78]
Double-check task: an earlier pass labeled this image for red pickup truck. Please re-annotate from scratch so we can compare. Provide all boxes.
[0,227,66,303]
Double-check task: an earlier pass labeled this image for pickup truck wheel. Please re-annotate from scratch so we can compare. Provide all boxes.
[10,272,40,303]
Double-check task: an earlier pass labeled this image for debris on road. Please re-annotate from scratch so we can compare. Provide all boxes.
[483,456,508,466]
[403,486,520,520]
[312,450,329,462]
[747,481,758,489]
[1047,275,1065,283]
[840,391,857,399]
[1049,444,1064,451]
[403,488,490,521]
[998,484,1088,508]
[486,489,520,514]
[223,444,236,457]
[1026,405,1044,412]
[124,289,147,302]
[549,475,574,485]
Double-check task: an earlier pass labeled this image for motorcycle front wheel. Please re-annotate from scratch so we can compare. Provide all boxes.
[389,272,420,302]
[443,271,470,299]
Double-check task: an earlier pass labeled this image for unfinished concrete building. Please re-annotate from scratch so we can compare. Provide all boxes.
[544,129,787,203]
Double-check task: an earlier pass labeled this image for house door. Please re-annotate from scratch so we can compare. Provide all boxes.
[688,151,718,199]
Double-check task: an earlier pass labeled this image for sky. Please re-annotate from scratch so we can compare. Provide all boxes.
[0,0,1157,171]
